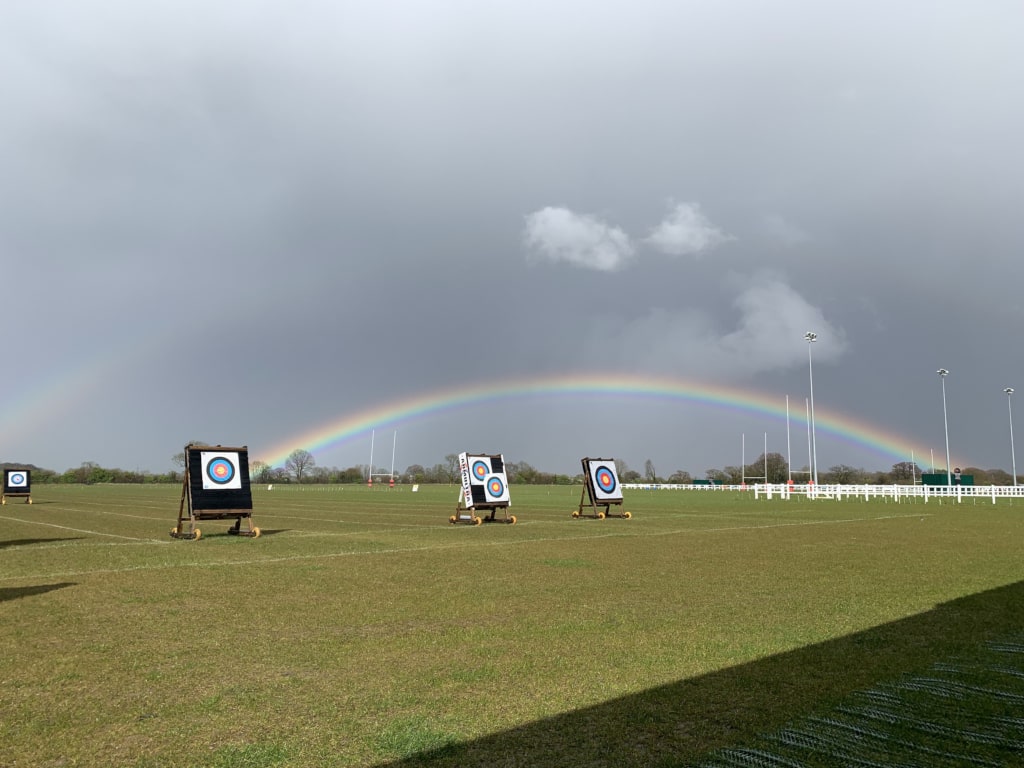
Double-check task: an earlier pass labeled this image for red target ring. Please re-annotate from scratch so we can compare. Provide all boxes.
[206,457,236,485]
[594,466,617,494]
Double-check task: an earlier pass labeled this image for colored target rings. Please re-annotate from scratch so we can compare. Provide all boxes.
[486,475,506,499]
[594,466,617,494]
[206,457,236,486]
[9,472,26,487]
[472,460,490,481]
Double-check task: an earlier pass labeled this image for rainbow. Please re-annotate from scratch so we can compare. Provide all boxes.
[260,372,936,468]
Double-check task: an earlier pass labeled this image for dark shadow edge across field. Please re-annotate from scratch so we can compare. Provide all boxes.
[0,537,84,549]
[0,582,77,603]
[375,580,1024,768]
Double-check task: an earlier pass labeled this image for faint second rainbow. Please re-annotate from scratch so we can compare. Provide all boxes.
[259,372,933,468]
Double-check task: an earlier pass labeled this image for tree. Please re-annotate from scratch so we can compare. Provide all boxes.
[249,460,269,483]
[644,459,658,483]
[667,470,693,483]
[745,452,789,483]
[172,440,209,469]
[444,454,461,484]
[827,464,867,484]
[285,449,316,483]
[891,461,921,483]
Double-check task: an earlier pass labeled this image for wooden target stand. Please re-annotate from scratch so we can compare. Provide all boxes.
[2,469,32,505]
[450,499,517,526]
[450,452,516,525]
[171,444,261,541]
[573,457,631,519]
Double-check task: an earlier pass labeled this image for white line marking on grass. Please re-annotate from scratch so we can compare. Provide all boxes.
[0,515,168,544]
[1,512,926,582]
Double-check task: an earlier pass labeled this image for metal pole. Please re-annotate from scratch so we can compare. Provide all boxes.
[1006,388,1017,486]
[937,369,951,486]
[806,398,812,482]
[390,430,397,483]
[805,332,819,484]
[368,429,375,484]
[786,395,792,483]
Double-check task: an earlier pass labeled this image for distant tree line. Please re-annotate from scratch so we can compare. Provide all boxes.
[4,450,1020,487]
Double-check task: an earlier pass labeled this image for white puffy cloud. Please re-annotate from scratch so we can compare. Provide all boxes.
[645,201,732,256]
[523,206,635,271]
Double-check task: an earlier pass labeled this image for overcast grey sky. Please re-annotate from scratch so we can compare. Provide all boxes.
[2,1,1023,477]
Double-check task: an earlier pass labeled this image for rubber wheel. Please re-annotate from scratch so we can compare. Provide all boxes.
[624,511,632,519]
[193,529,202,540]
[27,498,33,504]
[449,515,457,524]
[597,512,605,519]
[509,515,517,525]
[1,498,6,505]
[473,516,482,526]
[252,527,261,538]
[571,510,579,518]
[170,527,178,537]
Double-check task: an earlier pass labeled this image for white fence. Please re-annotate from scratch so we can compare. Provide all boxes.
[621,483,1024,502]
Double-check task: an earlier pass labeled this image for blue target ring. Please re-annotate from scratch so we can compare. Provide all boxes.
[206,457,236,485]
[486,476,506,498]
[595,466,617,494]
[472,460,489,481]
[9,472,25,486]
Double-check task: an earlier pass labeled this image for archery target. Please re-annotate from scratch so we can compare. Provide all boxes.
[588,461,623,501]
[471,458,491,483]
[459,452,510,508]
[7,470,29,489]
[484,473,509,502]
[201,452,243,490]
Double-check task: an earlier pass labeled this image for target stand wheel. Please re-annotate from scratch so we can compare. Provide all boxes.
[473,516,482,526]
[623,511,632,519]
[1,497,6,505]
[27,498,32,504]
[193,529,202,541]
[571,510,580,518]
[449,515,457,524]
[597,512,605,519]
[509,515,517,525]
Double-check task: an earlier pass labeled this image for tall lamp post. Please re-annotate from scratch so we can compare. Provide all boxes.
[1005,387,1017,486]
[937,369,951,486]
[805,332,819,485]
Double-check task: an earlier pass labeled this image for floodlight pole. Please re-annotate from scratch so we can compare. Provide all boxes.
[1005,388,1017,486]
[805,332,819,485]
[937,369,951,486]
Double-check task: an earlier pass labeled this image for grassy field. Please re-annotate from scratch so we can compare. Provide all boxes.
[1,483,1023,767]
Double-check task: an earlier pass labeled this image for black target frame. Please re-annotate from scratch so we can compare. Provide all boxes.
[450,451,516,525]
[574,457,631,519]
[2,469,32,505]
[172,444,260,540]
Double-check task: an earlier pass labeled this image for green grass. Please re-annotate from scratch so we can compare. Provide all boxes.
[1,484,1023,766]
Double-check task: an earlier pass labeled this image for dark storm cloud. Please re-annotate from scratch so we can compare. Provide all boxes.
[2,1,1023,477]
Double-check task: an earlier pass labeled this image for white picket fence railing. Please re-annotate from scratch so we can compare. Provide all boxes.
[620,483,1024,502]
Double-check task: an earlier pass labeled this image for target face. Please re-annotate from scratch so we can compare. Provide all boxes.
[6,470,28,489]
[471,459,491,483]
[200,452,243,490]
[588,461,623,501]
[485,474,507,501]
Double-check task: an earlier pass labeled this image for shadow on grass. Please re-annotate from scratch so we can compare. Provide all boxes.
[375,580,1024,768]
[0,537,84,550]
[0,582,76,603]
